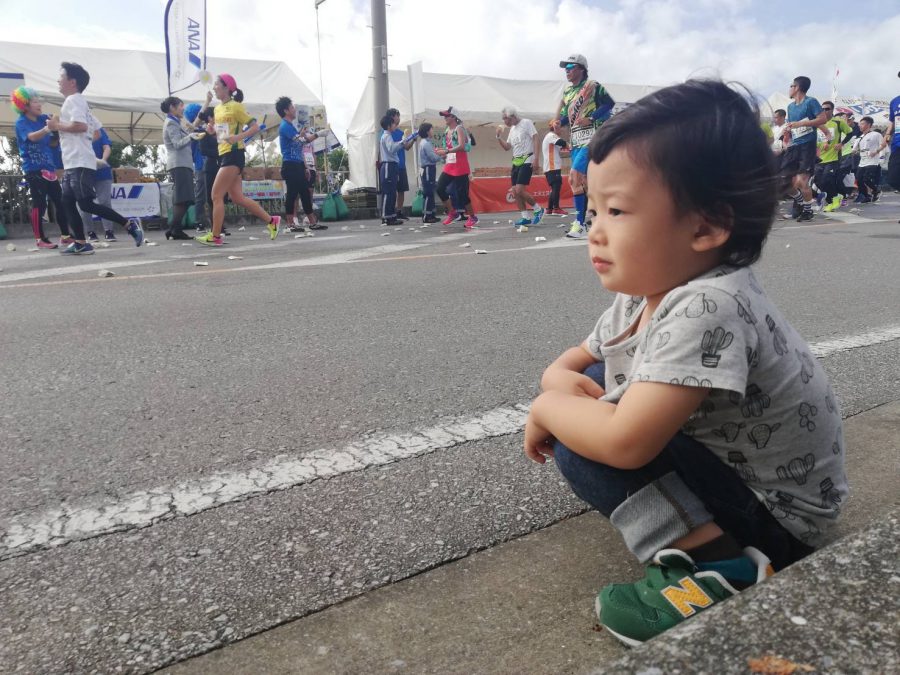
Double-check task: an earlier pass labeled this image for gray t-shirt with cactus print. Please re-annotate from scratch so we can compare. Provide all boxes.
[586,265,848,548]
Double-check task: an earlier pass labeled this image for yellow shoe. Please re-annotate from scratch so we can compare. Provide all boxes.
[823,197,842,213]
[267,215,281,240]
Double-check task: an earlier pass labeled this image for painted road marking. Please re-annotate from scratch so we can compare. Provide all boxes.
[2,325,900,560]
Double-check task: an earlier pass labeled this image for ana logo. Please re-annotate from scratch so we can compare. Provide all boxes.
[187,17,202,68]
[660,577,714,618]
[113,186,143,200]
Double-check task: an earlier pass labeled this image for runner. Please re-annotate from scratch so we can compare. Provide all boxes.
[11,86,72,249]
[552,54,615,238]
[815,101,853,213]
[541,121,569,216]
[197,74,281,246]
[46,62,143,255]
[495,106,544,232]
[854,116,884,203]
[435,106,478,229]
[276,96,319,232]
[782,75,827,222]
[886,75,900,223]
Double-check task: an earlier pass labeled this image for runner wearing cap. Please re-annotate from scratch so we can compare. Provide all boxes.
[197,74,282,246]
[496,105,544,232]
[552,54,615,239]
[435,106,479,229]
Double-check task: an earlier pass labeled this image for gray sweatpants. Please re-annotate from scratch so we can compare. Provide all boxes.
[77,178,114,233]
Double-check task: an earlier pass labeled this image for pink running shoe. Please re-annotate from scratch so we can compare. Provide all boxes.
[59,235,74,247]
[441,210,459,226]
[464,215,479,229]
[36,239,59,249]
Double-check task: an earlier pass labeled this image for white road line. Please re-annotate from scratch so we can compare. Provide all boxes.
[2,326,899,560]
[0,258,164,283]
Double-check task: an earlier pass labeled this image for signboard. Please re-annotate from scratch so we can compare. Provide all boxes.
[0,72,25,97]
[109,182,161,217]
[164,0,207,94]
[242,180,285,200]
[469,176,573,214]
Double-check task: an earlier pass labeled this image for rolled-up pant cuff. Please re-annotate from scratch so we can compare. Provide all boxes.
[609,471,714,562]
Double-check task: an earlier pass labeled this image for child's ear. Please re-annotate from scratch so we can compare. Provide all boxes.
[690,209,732,253]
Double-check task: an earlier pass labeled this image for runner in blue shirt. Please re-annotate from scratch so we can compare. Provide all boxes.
[11,86,72,248]
[886,75,900,208]
[782,76,827,221]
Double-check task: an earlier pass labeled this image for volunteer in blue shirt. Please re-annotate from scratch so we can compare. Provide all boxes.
[886,73,900,212]
[11,85,72,248]
[387,108,410,220]
[782,75,827,222]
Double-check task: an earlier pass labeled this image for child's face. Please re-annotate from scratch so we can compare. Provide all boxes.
[586,146,725,306]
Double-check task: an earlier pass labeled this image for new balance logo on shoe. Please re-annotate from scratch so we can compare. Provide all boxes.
[660,577,715,617]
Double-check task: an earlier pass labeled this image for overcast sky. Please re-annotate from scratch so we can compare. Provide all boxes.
[3,0,899,139]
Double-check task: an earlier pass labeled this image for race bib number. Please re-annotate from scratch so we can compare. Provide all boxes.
[791,126,813,140]
[215,123,230,140]
[570,126,594,147]
[446,152,457,164]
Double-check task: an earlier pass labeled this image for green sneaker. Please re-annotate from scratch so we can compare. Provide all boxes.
[595,547,772,647]
[823,196,842,213]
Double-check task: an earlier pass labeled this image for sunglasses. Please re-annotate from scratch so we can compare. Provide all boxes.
[565,64,578,71]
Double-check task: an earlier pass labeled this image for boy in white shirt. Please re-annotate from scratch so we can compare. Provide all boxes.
[854,116,883,203]
[47,62,143,254]
[542,124,570,215]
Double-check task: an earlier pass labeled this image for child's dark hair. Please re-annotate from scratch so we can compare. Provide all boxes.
[774,108,786,117]
[380,114,394,131]
[793,76,811,93]
[418,122,432,138]
[275,96,292,118]
[61,62,90,92]
[160,96,182,114]
[588,79,777,267]
[860,116,874,125]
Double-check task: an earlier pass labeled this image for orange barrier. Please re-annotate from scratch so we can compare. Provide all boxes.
[468,175,574,214]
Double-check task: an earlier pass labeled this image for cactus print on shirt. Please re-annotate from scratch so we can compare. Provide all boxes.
[585,265,848,547]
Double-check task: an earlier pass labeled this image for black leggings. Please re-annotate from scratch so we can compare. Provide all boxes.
[546,169,562,210]
[436,172,470,211]
[25,172,70,239]
[62,168,127,240]
[281,162,314,216]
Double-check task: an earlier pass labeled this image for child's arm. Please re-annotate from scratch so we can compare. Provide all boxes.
[540,342,604,398]
[524,381,709,468]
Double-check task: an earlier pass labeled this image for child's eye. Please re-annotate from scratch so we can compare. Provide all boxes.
[608,208,622,216]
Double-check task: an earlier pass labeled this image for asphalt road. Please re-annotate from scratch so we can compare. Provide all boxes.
[2,197,900,673]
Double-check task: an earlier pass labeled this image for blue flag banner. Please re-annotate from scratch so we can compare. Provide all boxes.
[164,0,207,94]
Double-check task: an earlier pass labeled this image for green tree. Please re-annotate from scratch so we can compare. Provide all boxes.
[327,147,347,172]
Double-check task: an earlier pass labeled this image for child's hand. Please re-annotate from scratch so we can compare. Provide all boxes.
[524,409,555,464]
[541,369,605,398]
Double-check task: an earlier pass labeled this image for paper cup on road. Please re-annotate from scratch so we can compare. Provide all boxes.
[97,269,115,277]
[475,249,488,254]
[193,261,209,266]
[459,243,471,248]
[227,255,243,260]
[6,243,17,252]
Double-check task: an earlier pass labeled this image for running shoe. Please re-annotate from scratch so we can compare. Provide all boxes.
[514,217,531,227]
[87,231,100,243]
[464,215,479,229]
[59,235,74,247]
[222,227,231,236]
[384,218,402,226]
[309,222,328,230]
[267,216,281,240]
[823,196,842,213]
[441,210,459,226]
[797,210,814,222]
[531,206,545,225]
[565,222,588,239]
[550,208,569,216]
[61,242,95,255]
[126,218,144,247]
[516,225,529,233]
[790,199,803,219]
[195,232,224,246]
[289,224,307,233]
[423,216,439,224]
[104,231,117,241]
[596,547,772,647]
[36,238,58,249]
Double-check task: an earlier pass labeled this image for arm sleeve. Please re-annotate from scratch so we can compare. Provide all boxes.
[592,85,615,121]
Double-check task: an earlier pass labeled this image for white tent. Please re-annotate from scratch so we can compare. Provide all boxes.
[347,69,661,188]
[0,41,321,145]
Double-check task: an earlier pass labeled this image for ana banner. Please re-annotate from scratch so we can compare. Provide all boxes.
[469,175,573,214]
[109,183,161,218]
[164,0,207,94]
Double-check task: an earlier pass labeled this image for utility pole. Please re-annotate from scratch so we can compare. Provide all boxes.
[371,0,389,124]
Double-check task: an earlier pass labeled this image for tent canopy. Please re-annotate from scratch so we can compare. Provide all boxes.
[347,69,662,188]
[0,41,321,145]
